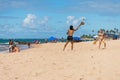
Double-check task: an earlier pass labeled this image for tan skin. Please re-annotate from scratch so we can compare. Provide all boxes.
[12,46,20,53]
[98,30,106,49]
[9,40,13,53]
[9,40,13,45]
[63,30,74,51]
[63,22,84,51]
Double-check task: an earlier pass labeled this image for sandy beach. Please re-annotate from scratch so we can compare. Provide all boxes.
[0,40,120,80]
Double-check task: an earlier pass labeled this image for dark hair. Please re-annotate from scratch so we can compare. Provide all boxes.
[70,25,74,30]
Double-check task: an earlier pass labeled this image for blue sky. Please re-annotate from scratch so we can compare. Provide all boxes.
[0,0,120,38]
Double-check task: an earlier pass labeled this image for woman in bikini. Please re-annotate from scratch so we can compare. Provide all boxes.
[98,29,106,49]
[63,22,84,51]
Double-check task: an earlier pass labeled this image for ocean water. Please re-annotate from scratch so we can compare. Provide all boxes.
[0,38,64,53]
[0,44,8,52]
[0,39,45,44]
[0,44,28,53]
[0,39,45,53]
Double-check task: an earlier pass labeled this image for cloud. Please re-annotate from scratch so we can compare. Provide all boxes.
[67,16,75,21]
[22,14,36,28]
[0,0,120,16]
[1,0,120,16]
[66,21,69,24]
[62,0,120,16]
[66,16,86,26]
[66,16,75,24]
[22,14,50,33]
[0,24,21,34]
[44,16,48,21]
[72,19,79,25]
[39,16,49,25]
[79,17,86,21]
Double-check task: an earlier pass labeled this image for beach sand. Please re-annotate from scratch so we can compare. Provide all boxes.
[0,40,120,80]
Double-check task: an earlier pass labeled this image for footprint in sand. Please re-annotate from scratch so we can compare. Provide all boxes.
[14,77,19,80]
[80,78,84,80]
[90,49,94,51]
[52,62,56,65]
[97,77,102,80]
[92,67,96,70]
[91,56,94,58]
[79,75,84,80]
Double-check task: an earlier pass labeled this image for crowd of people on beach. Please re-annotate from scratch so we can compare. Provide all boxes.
[8,40,33,53]
[8,19,120,54]
[8,21,108,53]
[8,39,41,53]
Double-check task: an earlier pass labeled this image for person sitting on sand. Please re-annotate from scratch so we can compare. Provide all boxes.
[63,22,84,51]
[9,39,13,53]
[28,42,31,48]
[98,29,106,49]
[12,45,20,53]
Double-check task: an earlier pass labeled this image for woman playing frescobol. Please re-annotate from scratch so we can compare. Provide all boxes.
[93,29,106,49]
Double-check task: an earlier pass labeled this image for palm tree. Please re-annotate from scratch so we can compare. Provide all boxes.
[105,30,109,38]
[110,30,115,35]
[113,28,119,35]
[116,28,119,35]
[106,30,109,34]
[119,32,120,39]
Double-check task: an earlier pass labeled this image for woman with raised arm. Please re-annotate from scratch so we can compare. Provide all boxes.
[63,22,84,51]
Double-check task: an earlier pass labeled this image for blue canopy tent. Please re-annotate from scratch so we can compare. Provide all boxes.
[48,36,58,42]
[73,37,81,42]
[113,35,119,40]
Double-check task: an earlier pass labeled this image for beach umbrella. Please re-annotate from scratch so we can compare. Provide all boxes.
[73,37,81,42]
[48,36,57,42]
[113,35,118,40]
